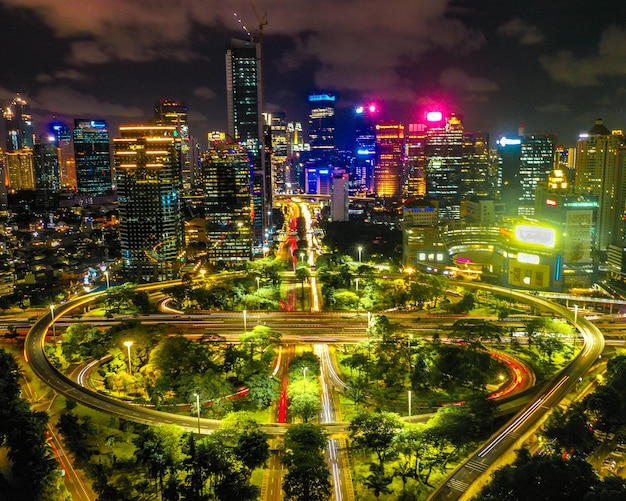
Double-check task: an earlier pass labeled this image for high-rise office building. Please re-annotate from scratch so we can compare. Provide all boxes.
[48,120,76,190]
[425,112,466,220]
[114,125,184,281]
[404,122,428,199]
[4,149,35,191]
[33,136,61,208]
[202,140,252,263]
[373,121,405,200]
[574,119,624,251]
[497,131,556,216]
[518,134,556,216]
[4,94,34,152]
[73,119,112,194]
[226,38,268,245]
[354,104,378,192]
[308,93,336,156]
[266,112,288,194]
[154,99,194,190]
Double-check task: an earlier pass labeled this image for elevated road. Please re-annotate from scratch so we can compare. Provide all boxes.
[428,283,605,501]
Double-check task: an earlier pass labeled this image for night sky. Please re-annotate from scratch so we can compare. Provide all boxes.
[3,0,626,147]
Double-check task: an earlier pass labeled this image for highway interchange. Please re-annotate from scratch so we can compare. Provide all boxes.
[23,280,606,501]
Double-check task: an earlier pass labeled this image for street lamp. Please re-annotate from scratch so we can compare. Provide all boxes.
[256,276,260,290]
[300,252,305,264]
[194,393,201,434]
[408,390,412,417]
[104,270,110,290]
[358,246,363,263]
[355,277,359,294]
[124,341,133,375]
[49,304,56,342]
[243,309,247,333]
[408,334,413,373]
[303,366,308,393]
[574,304,578,325]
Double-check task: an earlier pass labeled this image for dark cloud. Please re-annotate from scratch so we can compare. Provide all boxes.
[497,18,544,45]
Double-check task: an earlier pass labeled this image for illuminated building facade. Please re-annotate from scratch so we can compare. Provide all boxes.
[226,39,268,245]
[73,119,112,194]
[202,141,252,263]
[492,221,564,291]
[404,122,427,199]
[114,125,184,281]
[373,121,405,200]
[48,120,76,190]
[535,189,598,287]
[154,99,194,190]
[574,119,624,251]
[4,95,34,152]
[425,113,466,220]
[33,137,61,208]
[402,199,449,269]
[518,134,556,216]
[5,149,35,191]
[354,104,378,192]
[266,112,288,194]
[497,131,556,216]
[308,93,336,155]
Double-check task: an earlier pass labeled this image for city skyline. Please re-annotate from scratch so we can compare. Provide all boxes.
[3,1,626,146]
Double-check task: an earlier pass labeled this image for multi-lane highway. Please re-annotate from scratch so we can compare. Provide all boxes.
[24,280,603,500]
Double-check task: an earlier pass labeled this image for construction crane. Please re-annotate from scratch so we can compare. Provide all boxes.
[233,2,267,42]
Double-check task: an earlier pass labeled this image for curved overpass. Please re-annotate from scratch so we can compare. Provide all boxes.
[26,280,604,498]
[428,282,605,501]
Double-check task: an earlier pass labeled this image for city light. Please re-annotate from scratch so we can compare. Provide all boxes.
[426,111,443,122]
[124,341,133,375]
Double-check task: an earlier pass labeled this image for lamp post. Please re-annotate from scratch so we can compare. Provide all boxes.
[408,390,412,417]
[303,366,308,393]
[124,341,133,375]
[243,309,247,333]
[256,276,260,290]
[358,246,363,263]
[574,304,578,325]
[104,270,110,289]
[573,304,579,349]
[194,393,201,434]
[408,334,413,373]
[49,304,56,342]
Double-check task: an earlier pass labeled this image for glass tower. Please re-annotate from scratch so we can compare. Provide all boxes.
[226,38,268,245]
[203,140,252,263]
[4,94,34,152]
[114,125,184,281]
[73,119,112,194]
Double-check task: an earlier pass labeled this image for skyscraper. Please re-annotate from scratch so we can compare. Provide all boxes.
[202,140,252,263]
[308,93,336,156]
[33,136,61,208]
[354,104,378,192]
[226,38,268,244]
[574,119,624,251]
[518,134,556,216]
[48,120,76,190]
[114,125,184,281]
[73,119,112,194]
[3,94,34,152]
[154,99,194,190]
[425,113,466,220]
[266,112,288,194]
[404,122,427,199]
[373,121,405,200]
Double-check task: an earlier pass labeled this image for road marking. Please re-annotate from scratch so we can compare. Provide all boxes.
[447,479,469,492]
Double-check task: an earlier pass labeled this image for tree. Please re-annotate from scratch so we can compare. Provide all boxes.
[134,425,184,495]
[282,424,331,501]
[240,325,282,362]
[289,392,322,423]
[295,265,311,310]
[363,464,393,499]
[234,429,270,470]
[245,371,278,409]
[474,447,599,500]
[348,411,404,472]
[541,405,596,457]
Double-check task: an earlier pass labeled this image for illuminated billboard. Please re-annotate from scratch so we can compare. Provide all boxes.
[515,225,556,248]
[426,111,443,122]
